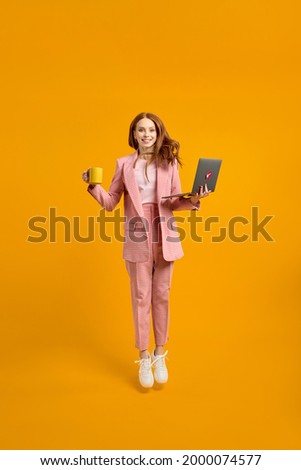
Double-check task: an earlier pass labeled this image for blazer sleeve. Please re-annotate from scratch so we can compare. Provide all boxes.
[86,159,124,212]
[169,161,200,211]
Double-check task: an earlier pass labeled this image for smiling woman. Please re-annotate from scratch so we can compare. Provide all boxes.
[81,112,211,389]
[129,111,182,161]
[134,118,157,151]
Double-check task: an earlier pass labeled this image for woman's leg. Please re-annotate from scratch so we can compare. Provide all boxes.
[154,345,164,355]
[150,218,174,384]
[126,258,155,388]
[151,245,174,349]
[125,259,153,352]
[139,349,149,359]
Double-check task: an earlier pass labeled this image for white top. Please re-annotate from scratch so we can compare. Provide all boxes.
[134,158,157,204]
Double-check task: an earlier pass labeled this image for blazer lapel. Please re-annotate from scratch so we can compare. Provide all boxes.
[123,151,145,218]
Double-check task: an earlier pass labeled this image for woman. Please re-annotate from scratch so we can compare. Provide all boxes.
[82,112,211,388]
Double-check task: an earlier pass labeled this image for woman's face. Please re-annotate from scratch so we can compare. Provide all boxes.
[133,118,157,153]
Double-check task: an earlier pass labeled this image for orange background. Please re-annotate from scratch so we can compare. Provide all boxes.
[1,0,300,449]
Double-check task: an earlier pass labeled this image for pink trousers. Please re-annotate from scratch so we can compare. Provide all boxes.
[125,203,174,351]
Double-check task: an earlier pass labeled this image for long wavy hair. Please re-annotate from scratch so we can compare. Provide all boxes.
[128,112,183,181]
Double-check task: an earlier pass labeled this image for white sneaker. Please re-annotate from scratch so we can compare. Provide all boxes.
[151,350,168,384]
[134,354,154,388]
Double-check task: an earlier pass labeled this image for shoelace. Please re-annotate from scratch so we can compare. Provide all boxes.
[134,356,152,374]
[151,350,168,368]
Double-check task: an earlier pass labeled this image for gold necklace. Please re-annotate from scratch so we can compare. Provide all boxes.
[139,152,153,160]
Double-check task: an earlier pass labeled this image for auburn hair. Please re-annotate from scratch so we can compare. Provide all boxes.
[128,112,183,180]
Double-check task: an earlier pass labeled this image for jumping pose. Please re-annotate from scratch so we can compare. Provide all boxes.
[82,112,210,388]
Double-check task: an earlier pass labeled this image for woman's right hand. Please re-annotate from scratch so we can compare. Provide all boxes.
[82,168,90,183]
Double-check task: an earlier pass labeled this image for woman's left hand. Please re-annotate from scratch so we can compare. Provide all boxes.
[190,184,211,204]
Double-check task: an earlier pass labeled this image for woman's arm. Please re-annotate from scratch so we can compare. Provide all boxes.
[86,159,124,212]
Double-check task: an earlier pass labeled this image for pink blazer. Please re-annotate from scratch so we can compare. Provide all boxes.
[87,151,200,262]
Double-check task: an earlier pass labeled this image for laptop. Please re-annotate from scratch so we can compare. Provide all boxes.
[162,158,222,199]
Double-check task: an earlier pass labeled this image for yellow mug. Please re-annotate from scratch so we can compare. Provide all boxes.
[89,167,103,184]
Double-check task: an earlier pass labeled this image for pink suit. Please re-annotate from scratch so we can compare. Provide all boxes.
[87,151,200,349]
